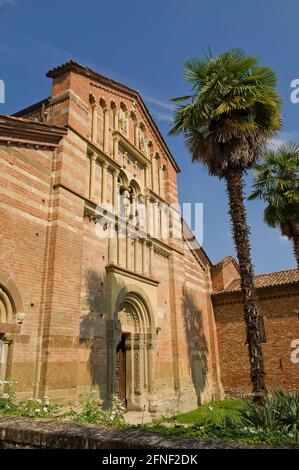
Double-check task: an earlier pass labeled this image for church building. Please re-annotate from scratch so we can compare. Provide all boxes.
[0,61,298,416]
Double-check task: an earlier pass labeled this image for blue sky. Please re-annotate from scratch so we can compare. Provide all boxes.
[0,0,298,273]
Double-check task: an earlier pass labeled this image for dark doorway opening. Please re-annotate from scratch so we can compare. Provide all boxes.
[115,334,127,406]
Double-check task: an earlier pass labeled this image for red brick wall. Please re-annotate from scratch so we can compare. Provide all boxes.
[213,285,299,395]
[0,142,55,395]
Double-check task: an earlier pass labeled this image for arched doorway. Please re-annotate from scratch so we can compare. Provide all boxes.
[0,285,15,390]
[107,291,156,412]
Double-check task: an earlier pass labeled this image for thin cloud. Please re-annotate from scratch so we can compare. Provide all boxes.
[153,111,174,123]
[269,131,299,150]
[142,94,175,111]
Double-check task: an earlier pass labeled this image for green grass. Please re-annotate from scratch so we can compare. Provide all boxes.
[166,399,246,424]
[141,398,299,446]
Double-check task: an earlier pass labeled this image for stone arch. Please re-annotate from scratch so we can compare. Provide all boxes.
[99,96,107,109]
[0,272,24,315]
[120,101,127,112]
[0,286,15,323]
[89,93,96,106]
[0,273,23,389]
[118,169,129,188]
[108,287,156,411]
[114,285,156,330]
[129,178,141,197]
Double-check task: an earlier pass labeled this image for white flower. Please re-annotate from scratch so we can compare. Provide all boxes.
[35,408,41,413]
[43,407,48,412]
[208,406,214,411]
[1,393,9,399]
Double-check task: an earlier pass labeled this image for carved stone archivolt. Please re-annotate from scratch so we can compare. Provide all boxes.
[107,292,156,412]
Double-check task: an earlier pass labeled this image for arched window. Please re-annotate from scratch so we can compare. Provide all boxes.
[0,286,15,389]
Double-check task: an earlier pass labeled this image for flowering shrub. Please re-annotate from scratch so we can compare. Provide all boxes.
[16,396,59,418]
[68,390,126,427]
[0,379,59,418]
[68,390,106,424]
[0,381,126,427]
[106,394,126,427]
[0,379,18,414]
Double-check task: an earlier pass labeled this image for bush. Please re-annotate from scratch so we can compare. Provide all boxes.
[16,396,59,418]
[0,379,18,414]
[0,379,59,418]
[239,390,299,442]
[67,390,126,427]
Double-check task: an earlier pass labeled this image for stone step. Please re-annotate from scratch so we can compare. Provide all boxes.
[124,410,154,425]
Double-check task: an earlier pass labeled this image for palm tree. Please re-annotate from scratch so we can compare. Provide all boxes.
[249,141,299,267]
[169,49,282,403]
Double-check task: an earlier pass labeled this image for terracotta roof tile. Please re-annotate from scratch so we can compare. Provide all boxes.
[213,268,299,295]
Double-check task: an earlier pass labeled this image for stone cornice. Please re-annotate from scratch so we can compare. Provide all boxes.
[105,264,159,287]
[114,130,150,166]
[0,114,67,147]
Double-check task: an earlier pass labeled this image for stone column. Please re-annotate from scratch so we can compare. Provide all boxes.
[126,225,130,270]
[146,332,157,412]
[133,237,138,272]
[148,241,153,277]
[151,154,158,193]
[145,164,151,189]
[145,195,151,235]
[141,238,146,275]
[108,224,116,264]
[160,205,169,240]
[113,135,119,160]
[91,104,98,144]
[124,335,134,407]
[0,338,9,387]
[103,108,110,153]
[113,109,119,130]
[116,224,120,266]
[101,161,108,203]
[89,153,97,200]
[113,169,119,213]
[152,199,159,238]
[158,165,164,197]
[134,122,140,148]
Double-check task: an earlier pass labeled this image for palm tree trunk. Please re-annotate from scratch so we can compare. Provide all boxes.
[225,169,267,404]
[293,234,299,269]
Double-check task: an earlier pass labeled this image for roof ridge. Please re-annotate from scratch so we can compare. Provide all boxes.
[254,268,298,277]
[46,60,180,173]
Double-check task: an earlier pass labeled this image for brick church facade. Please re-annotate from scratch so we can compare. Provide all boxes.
[0,62,298,414]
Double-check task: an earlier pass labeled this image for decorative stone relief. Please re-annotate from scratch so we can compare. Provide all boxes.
[134,349,141,393]
[118,109,127,135]
[138,128,146,153]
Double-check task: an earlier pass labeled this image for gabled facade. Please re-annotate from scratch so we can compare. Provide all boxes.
[0,62,223,414]
[1,62,298,413]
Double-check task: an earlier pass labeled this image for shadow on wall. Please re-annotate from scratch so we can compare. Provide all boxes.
[79,269,108,400]
[181,284,208,405]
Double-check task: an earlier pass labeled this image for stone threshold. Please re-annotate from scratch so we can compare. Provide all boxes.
[0,416,296,449]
